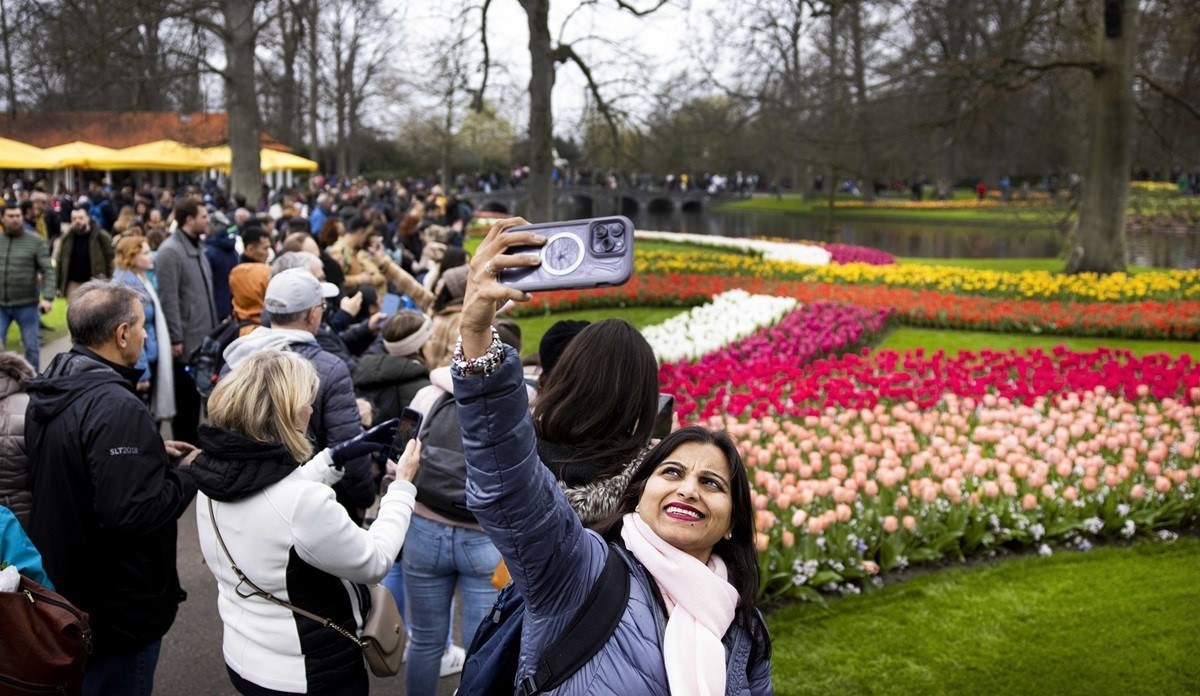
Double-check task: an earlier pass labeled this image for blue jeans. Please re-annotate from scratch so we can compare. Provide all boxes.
[382,559,455,647]
[0,303,41,368]
[402,514,500,696]
[82,639,162,696]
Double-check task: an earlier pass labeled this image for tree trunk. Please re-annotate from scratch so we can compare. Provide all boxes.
[2,0,18,114]
[849,0,875,200]
[307,0,320,163]
[223,0,263,201]
[522,0,555,221]
[278,2,302,146]
[1065,0,1138,275]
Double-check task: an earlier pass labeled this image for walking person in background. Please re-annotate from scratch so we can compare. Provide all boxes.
[0,201,55,368]
[156,198,217,443]
[113,236,175,423]
[56,207,114,301]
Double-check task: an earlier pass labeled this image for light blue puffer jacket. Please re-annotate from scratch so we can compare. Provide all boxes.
[455,348,773,695]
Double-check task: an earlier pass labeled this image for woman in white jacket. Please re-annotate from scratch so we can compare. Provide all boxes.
[192,349,419,695]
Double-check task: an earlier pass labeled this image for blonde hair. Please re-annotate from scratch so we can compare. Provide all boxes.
[206,349,319,463]
[114,236,148,270]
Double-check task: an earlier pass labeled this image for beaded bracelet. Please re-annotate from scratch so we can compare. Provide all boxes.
[451,327,504,377]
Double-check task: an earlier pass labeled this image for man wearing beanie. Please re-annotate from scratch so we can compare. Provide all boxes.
[220,268,376,522]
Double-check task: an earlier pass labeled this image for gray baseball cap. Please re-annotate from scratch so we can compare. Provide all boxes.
[264,267,340,314]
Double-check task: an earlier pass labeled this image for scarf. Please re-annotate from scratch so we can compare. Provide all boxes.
[620,512,738,696]
[384,315,432,357]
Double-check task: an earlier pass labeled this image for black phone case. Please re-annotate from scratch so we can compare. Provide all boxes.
[497,216,635,292]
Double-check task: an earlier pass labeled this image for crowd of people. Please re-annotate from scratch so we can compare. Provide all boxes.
[0,174,775,695]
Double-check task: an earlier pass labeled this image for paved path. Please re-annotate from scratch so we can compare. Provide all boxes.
[37,337,463,695]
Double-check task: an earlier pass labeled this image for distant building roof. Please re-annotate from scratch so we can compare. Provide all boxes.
[0,111,289,151]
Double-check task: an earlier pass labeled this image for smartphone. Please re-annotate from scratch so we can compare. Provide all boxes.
[652,393,675,440]
[497,216,635,292]
[380,292,403,317]
[388,407,423,463]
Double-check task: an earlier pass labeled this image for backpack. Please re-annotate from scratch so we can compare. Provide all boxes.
[458,544,631,696]
[184,318,257,398]
[412,391,473,523]
[0,574,92,693]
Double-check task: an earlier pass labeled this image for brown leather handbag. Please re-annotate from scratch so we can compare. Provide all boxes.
[207,500,405,677]
[0,574,92,694]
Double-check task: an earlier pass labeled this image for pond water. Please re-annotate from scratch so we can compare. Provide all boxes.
[635,209,1200,269]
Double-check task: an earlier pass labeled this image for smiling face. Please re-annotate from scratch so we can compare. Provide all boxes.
[637,441,733,563]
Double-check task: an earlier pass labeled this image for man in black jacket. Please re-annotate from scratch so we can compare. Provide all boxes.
[25,280,198,696]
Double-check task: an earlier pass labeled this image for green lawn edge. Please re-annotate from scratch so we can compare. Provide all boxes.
[767,538,1200,695]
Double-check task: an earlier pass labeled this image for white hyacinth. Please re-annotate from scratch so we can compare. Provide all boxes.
[642,289,799,363]
[636,230,833,266]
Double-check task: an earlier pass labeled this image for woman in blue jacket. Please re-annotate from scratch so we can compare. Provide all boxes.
[450,218,773,695]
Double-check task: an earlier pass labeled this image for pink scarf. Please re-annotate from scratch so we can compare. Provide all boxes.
[620,512,739,695]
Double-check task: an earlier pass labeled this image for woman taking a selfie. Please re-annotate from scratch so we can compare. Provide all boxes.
[451,219,773,694]
[192,349,421,695]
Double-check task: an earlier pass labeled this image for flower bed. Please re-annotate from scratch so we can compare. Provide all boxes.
[641,290,798,363]
[720,386,1200,601]
[647,295,1200,601]
[635,230,831,265]
[821,243,896,266]
[634,251,1200,303]
[658,302,894,420]
[512,273,1200,340]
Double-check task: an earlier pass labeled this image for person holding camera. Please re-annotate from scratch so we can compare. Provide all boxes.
[192,349,421,695]
[452,219,773,695]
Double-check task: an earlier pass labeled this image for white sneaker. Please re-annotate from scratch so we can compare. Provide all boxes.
[440,644,466,677]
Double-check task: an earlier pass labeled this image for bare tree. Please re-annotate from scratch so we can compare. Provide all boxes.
[474,0,671,220]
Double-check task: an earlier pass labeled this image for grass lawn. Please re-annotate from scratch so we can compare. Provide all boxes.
[4,298,68,354]
[878,327,1200,359]
[896,257,1159,274]
[512,307,687,356]
[767,539,1200,695]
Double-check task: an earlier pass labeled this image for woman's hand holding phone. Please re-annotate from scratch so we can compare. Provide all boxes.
[384,438,422,487]
[460,217,544,360]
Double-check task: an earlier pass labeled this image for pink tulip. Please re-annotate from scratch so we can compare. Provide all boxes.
[902,515,917,532]
[883,515,899,533]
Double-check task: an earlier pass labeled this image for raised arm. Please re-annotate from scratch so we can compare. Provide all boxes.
[453,218,606,614]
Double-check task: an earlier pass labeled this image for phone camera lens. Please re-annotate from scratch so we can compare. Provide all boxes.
[608,223,624,237]
[599,236,617,252]
[594,224,610,239]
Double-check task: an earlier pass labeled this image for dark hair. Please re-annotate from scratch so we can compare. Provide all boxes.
[285,217,311,235]
[241,225,269,248]
[538,320,590,381]
[534,319,657,472]
[346,215,371,234]
[67,281,143,348]
[146,228,167,250]
[19,200,34,217]
[317,217,343,250]
[382,309,426,343]
[594,426,770,661]
[440,246,468,274]
[173,197,201,227]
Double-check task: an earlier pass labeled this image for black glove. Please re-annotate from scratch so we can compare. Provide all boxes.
[330,418,399,470]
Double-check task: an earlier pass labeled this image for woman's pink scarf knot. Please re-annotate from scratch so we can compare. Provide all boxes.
[620,512,739,696]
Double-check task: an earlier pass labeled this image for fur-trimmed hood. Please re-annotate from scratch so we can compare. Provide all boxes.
[0,351,35,400]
